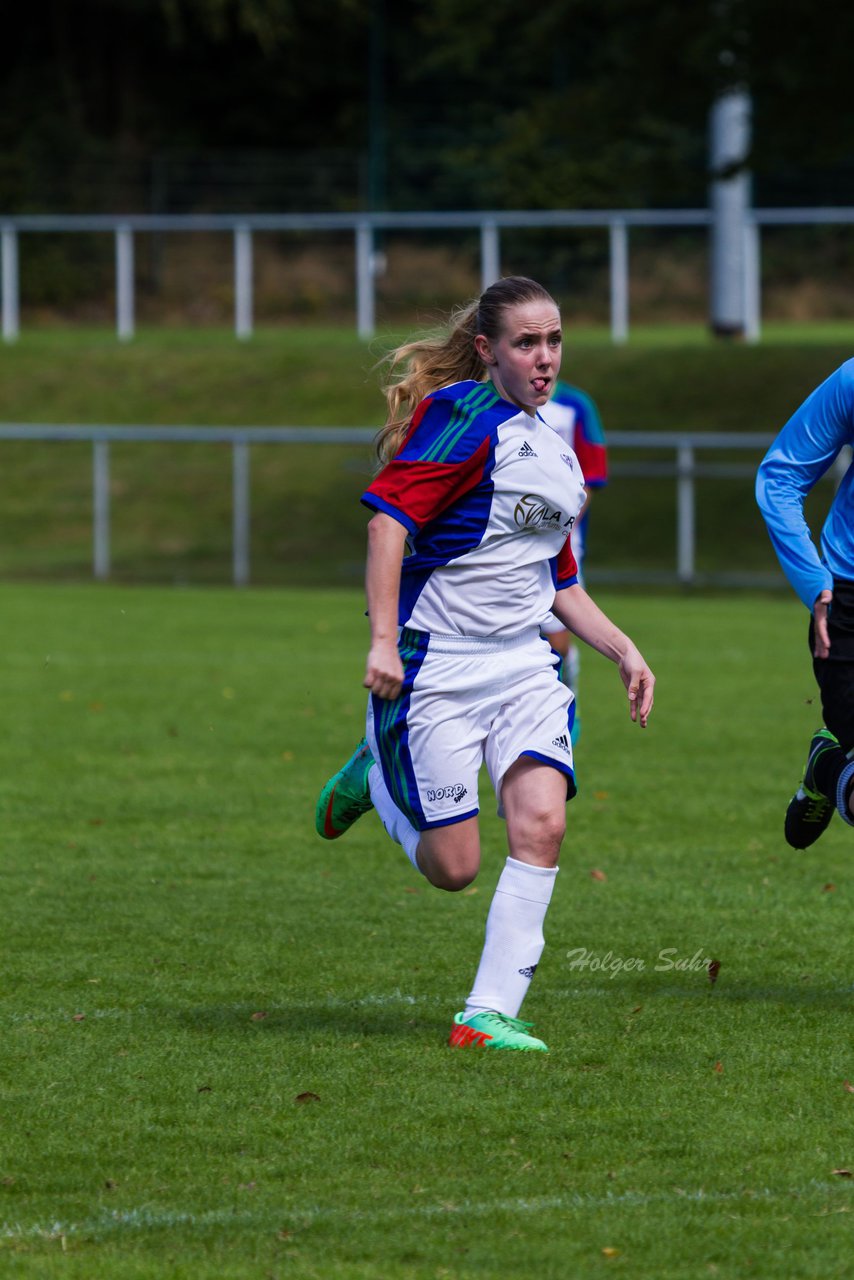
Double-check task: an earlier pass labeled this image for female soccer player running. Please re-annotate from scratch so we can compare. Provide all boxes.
[316,276,655,1052]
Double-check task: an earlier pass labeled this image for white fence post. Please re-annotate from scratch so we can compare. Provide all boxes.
[743,217,761,343]
[232,439,250,587]
[93,440,111,579]
[609,219,629,344]
[480,221,501,290]
[116,225,135,341]
[709,87,752,336]
[234,224,253,340]
[356,221,375,339]
[677,441,696,585]
[2,226,20,343]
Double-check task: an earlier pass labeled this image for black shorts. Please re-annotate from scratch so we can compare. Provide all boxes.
[809,578,854,752]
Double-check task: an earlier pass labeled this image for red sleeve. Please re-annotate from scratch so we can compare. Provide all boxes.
[555,536,579,589]
[362,392,494,531]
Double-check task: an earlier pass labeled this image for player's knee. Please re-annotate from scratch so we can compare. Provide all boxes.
[425,863,478,893]
[514,809,566,860]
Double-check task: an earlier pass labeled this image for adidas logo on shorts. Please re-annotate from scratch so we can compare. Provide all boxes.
[551,733,571,754]
[518,441,537,457]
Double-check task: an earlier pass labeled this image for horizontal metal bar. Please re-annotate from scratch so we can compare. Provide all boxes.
[4,207,854,236]
[0,424,377,444]
[0,423,778,449]
[0,209,713,234]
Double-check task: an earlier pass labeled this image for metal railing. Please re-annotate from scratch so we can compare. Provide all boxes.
[1,423,843,588]
[4,206,854,346]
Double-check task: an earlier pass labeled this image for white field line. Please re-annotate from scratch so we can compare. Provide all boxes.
[1,1181,850,1243]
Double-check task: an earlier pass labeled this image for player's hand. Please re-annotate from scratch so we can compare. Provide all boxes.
[618,644,655,727]
[364,640,404,701]
[813,589,833,659]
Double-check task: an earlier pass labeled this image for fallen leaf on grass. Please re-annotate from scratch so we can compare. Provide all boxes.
[72,1014,86,1022]
[831,1168,852,1177]
[708,959,721,986]
[602,1246,620,1258]
[823,883,837,893]
[197,1084,213,1093]
[714,1061,724,1074]
[250,1011,268,1021]
[462,886,478,896]
[844,1081,854,1094]
[590,868,607,882]
[295,1091,321,1104]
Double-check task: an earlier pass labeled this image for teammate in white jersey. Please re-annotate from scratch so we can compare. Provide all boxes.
[540,380,609,728]
[315,276,655,1053]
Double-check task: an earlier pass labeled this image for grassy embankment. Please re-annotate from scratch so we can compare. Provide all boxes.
[0,324,851,585]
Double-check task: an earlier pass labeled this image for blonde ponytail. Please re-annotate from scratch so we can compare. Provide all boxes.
[374,301,483,465]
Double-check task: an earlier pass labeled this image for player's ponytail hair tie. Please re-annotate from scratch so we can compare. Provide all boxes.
[374,276,558,467]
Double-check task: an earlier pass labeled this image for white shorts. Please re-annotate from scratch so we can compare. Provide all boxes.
[366,626,576,832]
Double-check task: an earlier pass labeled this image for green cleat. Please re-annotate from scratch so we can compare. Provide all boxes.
[784,728,840,850]
[448,1010,548,1052]
[315,738,375,840]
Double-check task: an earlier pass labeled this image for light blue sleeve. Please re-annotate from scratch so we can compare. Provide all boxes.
[755,361,854,610]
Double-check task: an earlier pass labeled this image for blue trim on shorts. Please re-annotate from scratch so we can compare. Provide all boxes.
[420,806,480,831]
[371,628,431,829]
[520,750,578,801]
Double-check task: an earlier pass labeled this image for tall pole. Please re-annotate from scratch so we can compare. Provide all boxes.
[367,0,386,212]
[709,86,752,336]
[708,0,752,338]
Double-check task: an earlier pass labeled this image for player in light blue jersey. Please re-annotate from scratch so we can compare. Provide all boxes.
[756,360,854,848]
[315,276,654,1054]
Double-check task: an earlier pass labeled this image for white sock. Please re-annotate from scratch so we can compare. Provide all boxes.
[563,643,581,695]
[464,856,558,1020]
[368,764,423,873]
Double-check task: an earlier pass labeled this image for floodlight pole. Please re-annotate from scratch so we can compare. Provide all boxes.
[2,225,19,343]
[709,86,752,337]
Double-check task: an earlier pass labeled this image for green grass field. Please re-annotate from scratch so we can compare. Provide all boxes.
[2,582,854,1279]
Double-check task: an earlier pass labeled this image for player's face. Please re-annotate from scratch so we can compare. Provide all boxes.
[475,301,562,416]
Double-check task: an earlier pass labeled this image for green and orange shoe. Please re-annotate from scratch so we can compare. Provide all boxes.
[315,738,375,840]
[448,1010,548,1052]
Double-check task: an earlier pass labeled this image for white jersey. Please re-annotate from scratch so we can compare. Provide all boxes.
[363,380,587,638]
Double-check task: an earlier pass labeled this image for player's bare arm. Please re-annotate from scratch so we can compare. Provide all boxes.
[553,582,655,727]
[813,588,833,659]
[364,511,407,699]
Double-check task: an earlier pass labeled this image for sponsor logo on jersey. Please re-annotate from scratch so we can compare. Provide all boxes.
[518,440,537,457]
[427,782,468,804]
[551,733,571,754]
[514,493,572,530]
[560,453,575,469]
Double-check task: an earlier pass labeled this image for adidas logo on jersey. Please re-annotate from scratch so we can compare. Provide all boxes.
[518,441,537,457]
